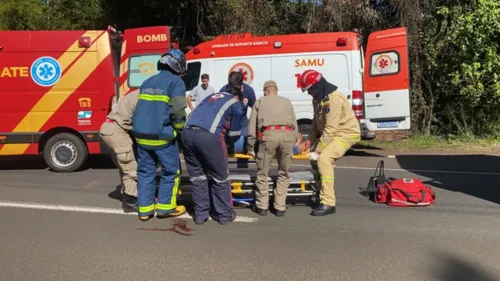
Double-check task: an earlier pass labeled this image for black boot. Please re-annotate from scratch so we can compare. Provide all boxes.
[252,205,268,216]
[122,193,138,213]
[310,204,336,216]
[274,210,286,217]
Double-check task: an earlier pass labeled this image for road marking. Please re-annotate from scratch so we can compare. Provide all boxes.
[212,160,500,176]
[334,166,500,176]
[0,201,258,223]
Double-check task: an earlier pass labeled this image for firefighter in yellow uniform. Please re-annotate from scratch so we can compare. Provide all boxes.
[99,89,140,213]
[299,70,361,216]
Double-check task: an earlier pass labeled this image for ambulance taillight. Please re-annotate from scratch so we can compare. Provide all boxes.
[352,90,364,120]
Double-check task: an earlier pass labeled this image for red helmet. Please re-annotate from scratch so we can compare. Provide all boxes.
[299,69,322,92]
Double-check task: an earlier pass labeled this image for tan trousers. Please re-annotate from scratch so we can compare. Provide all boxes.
[317,135,360,206]
[99,121,138,197]
[255,131,295,211]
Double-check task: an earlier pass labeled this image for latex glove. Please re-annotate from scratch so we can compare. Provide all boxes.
[247,151,256,159]
[308,152,319,161]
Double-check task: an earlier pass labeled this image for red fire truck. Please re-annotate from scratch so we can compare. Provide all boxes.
[0,26,178,172]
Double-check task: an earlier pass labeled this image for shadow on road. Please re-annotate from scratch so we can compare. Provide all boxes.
[394,154,500,205]
[345,148,384,157]
[431,250,499,281]
[0,155,117,171]
[107,178,198,218]
[352,143,383,151]
[108,184,123,202]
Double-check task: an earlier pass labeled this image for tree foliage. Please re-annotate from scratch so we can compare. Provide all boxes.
[1,0,499,138]
[0,0,103,30]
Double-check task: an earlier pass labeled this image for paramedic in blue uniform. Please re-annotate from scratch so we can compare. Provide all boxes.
[131,49,188,222]
[182,73,246,226]
[220,73,256,112]
[220,73,256,160]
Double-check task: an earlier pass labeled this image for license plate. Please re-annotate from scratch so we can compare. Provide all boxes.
[377,121,400,128]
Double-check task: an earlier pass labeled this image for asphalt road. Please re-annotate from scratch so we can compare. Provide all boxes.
[1,150,500,281]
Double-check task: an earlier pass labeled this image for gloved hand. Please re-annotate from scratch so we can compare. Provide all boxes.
[308,152,319,161]
[247,151,256,159]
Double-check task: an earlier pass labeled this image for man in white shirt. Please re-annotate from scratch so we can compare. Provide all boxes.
[186,73,215,110]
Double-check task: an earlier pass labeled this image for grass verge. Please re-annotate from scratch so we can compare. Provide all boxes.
[357,134,500,152]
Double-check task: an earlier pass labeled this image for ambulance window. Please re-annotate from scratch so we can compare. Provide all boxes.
[128,54,162,88]
[182,62,201,91]
[369,51,400,77]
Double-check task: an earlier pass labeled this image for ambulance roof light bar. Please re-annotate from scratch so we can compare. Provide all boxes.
[336,38,347,46]
[185,46,200,54]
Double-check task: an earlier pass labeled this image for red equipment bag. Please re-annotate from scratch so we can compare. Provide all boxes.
[365,160,436,207]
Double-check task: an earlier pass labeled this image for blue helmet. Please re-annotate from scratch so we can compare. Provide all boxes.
[157,49,187,75]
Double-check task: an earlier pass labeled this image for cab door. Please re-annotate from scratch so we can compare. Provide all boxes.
[363,27,410,131]
[118,26,174,101]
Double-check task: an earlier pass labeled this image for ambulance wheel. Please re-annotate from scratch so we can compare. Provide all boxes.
[43,133,88,173]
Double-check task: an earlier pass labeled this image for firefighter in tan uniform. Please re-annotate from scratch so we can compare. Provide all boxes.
[247,80,298,217]
[299,70,361,216]
[99,89,140,213]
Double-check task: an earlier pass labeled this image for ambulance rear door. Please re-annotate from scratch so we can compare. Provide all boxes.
[363,27,411,131]
[182,59,208,115]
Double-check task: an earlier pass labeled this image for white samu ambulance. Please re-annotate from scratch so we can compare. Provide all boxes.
[183,27,411,140]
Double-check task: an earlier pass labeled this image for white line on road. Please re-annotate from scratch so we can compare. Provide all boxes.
[222,162,500,176]
[335,166,500,176]
[182,160,500,175]
[0,201,258,223]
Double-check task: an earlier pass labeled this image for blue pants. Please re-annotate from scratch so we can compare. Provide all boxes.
[232,135,247,153]
[136,142,180,217]
[181,127,233,223]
